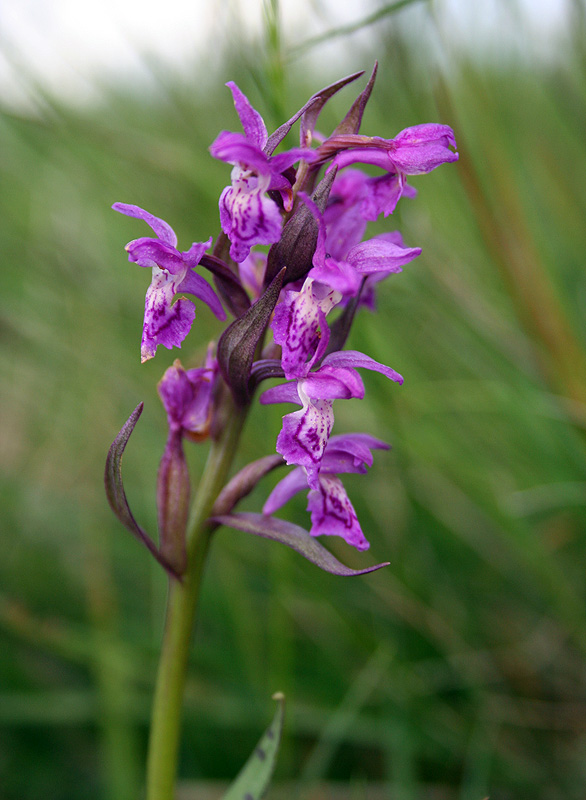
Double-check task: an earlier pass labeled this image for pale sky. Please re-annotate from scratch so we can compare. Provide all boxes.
[0,0,575,109]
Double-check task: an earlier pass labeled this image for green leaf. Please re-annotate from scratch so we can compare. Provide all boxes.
[221,692,286,800]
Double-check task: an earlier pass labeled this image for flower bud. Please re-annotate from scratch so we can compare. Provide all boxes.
[156,430,189,575]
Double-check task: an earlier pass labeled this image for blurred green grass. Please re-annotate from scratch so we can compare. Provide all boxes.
[1,3,586,799]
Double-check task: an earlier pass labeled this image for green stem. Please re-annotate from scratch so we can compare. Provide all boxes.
[146,399,247,800]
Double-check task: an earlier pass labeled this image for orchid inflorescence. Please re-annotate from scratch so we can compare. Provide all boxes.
[105,65,458,579]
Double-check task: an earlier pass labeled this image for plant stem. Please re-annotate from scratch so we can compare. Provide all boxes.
[145,400,247,800]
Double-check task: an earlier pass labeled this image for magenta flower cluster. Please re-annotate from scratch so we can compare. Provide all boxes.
[108,67,457,575]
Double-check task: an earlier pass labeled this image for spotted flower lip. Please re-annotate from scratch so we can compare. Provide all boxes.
[260,350,402,488]
[263,433,390,551]
[209,82,317,263]
[113,203,225,362]
[271,277,341,380]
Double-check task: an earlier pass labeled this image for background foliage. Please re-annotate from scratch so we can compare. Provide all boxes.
[1,1,586,798]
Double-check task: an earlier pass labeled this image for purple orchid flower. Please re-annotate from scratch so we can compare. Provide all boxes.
[209,82,316,263]
[299,193,421,298]
[112,203,226,362]
[321,123,458,218]
[260,350,402,489]
[263,433,390,551]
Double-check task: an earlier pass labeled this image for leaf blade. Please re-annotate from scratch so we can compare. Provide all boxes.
[221,693,286,800]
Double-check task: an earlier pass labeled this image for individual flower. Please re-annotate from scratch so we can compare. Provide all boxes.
[260,351,402,488]
[300,193,422,298]
[112,203,225,362]
[209,82,316,262]
[263,433,390,551]
[321,123,458,217]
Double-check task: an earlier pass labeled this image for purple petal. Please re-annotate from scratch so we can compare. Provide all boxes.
[297,190,329,263]
[360,172,405,219]
[158,360,197,431]
[112,203,177,246]
[270,147,318,175]
[393,123,457,150]
[178,269,226,320]
[324,169,369,258]
[347,237,421,275]
[125,238,187,274]
[210,131,271,173]
[158,354,217,437]
[332,148,392,172]
[322,350,403,385]
[226,81,268,150]
[303,367,364,400]
[308,475,369,550]
[262,467,308,515]
[308,256,362,296]
[259,382,302,406]
[385,124,459,174]
[182,238,213,269]
[238,251,267,299]
[322,432,389,474]
[328,431,390,456]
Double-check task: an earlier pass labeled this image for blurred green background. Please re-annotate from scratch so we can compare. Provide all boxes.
[2,1,586,798]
